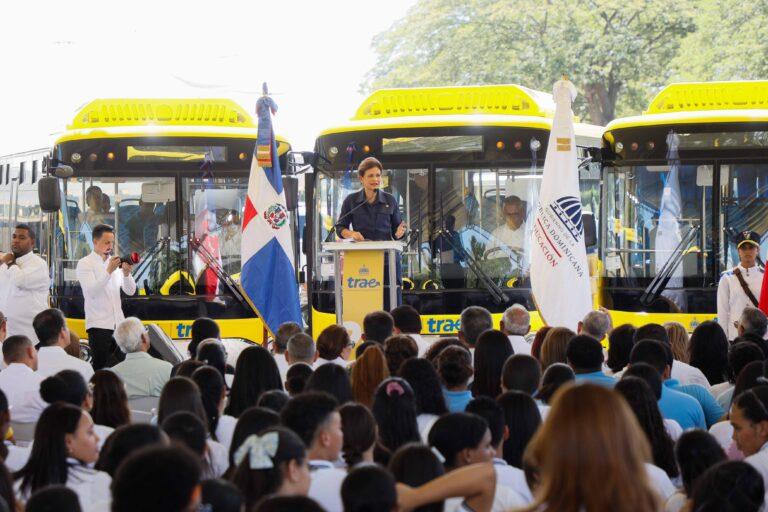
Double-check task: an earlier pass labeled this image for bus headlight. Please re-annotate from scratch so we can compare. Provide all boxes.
[71,152,82,163]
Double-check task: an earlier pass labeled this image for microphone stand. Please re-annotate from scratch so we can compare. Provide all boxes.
[324,193,371,243]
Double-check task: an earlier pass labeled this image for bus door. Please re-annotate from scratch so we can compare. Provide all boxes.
[719,162,768,271]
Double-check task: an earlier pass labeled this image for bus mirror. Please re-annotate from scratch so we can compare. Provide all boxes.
[582,212,597,248]
[38,176,61,212]
[53,165,74,178]
[283,176,299,211]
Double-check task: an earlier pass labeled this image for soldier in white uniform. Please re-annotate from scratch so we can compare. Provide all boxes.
[717,231,764,340]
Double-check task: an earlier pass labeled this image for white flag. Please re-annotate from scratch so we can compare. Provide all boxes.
[530,79,591,330]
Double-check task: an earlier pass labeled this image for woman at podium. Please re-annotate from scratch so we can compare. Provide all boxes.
[335,157,407,307]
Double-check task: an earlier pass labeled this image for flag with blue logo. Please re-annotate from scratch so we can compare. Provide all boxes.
[241,94,302,335]
[530,79,591,330]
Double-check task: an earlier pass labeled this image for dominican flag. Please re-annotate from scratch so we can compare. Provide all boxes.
[530,79,591,330]
[241,95,302,335]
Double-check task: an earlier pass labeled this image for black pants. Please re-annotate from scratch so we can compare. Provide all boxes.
[87,328,125,370]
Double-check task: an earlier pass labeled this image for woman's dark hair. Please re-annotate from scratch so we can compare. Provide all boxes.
[689,321,729,385]
[316,325,350,360]
[174,359,206,378]
[15,402,84,495]
[40,370,88,406]
[305,363,353,404]
[732,361,766,409]
[0,458,16,512]
[472,329,513,398]
[191,366,225,441]
[339,403,377,467]
[427,412,488,470]
[225,346,283,418]
[227,407,281,469]
[398,358,448,416]
[89,370,130,429]
[501,354,542,395]
[388,443,445,512]
[423,337,463,366]
[355,341,377,359]
[25,485,79,512]
[436,345,473,389]
[230,426,306,510]
[285,363,313,396]
[689,461,765,512]
[727,342,765,384]
[162,411,207,456]
[536,363,575,404]
[624,363,664,399]
[253,495,325,512]
[614,377,678,478]
[734,384,768,424]
[383,335,418,375]
[341,465,397,512]
[257,390,290,414]
[196,342,228,383]
[497,391,542,468]
[674,430,726,496]
[157,377,208,433]
[201,478,243,512]
[190,317,220,358]
[372,378,421,453]
[96,424,165,477]
[357,156,384,178]
[606,323,636,373]
[530,326,552,362]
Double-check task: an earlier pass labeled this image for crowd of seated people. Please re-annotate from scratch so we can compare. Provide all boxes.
[0,302,766,512]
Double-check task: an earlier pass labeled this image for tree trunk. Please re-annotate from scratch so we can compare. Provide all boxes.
[582,82,616,125]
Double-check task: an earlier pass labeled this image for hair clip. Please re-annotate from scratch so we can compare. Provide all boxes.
[431,446,446,463]
[386,381,405,397]
[233,432,279,470]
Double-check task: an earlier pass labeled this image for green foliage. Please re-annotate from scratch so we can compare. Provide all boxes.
[366,0,768,124]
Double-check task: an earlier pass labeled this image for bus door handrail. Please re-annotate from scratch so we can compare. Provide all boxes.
[639,225,700,306]
[189,235,252,310]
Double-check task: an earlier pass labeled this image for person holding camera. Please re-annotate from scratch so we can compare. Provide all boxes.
[76,223,136,369]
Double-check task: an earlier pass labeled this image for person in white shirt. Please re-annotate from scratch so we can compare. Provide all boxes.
[577,309,613,346]
[111,317,172,397]
[500,304,533,355]
[0,335,46,423]
[33,308,94,382]
[0,225,50,344]
[731,385,768,503]
[486,195,527,270]
[0,387,30,472]
[272,321,303,380]
[391,305,432,356]
[14,402,110,512]
[75,223,136,370]
[281,391,347,512]
[717,231,764,341]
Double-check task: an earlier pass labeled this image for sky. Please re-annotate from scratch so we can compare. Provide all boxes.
[0,0,417,155]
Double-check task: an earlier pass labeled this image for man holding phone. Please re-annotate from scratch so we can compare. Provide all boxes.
[76,223,136,369]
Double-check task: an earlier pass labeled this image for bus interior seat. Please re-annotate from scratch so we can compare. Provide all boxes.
[146,323,185,366]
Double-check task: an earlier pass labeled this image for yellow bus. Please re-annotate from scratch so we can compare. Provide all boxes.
[2,98,295,344]
[307,85,603,337]
[600,80,768,329]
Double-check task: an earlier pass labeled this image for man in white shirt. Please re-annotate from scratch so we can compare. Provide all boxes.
[76,223,136,370]
[0,224,50,344]
[111,317,172,397]
[281,391,346,512]
[32,308,94,381]
[718,231,764,340]
[272,321,303,380]
[0,335,46,423]
[486,195,527,268]
[391,305,431,356]
[500,304,532,355]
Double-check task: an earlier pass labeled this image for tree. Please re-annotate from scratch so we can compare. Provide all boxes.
[671,0,768,82]
[364,0,696,124]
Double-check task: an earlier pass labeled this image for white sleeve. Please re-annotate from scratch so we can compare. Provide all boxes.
[7,258,49,291]
[76,258,111,295]
[121,273,137,296]
[717,275,730,336]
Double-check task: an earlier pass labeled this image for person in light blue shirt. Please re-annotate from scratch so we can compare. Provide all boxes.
[567,335,616,388]
[669,380,725,427]
[437,345,474,412]
[628,339,706,429]
[111,317,172,397]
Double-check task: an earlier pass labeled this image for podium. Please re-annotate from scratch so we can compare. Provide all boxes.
[322,241,404,328]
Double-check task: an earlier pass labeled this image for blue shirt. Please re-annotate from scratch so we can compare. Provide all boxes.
[443,389,473,413]
[659,381,706,429]
[666,379,725,428]
[335,189,403,241]
[574,371,616,388]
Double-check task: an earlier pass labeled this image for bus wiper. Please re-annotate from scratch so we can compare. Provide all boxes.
[131,237,170,287]
[432,228,509,304]
[639,225,699,307]
[189,235,252,310]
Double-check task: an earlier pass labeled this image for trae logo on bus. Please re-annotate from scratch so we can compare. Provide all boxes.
[264,203,288,230]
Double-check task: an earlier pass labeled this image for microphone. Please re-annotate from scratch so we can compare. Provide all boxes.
[324,198,370,243]
[120,252,140,265]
